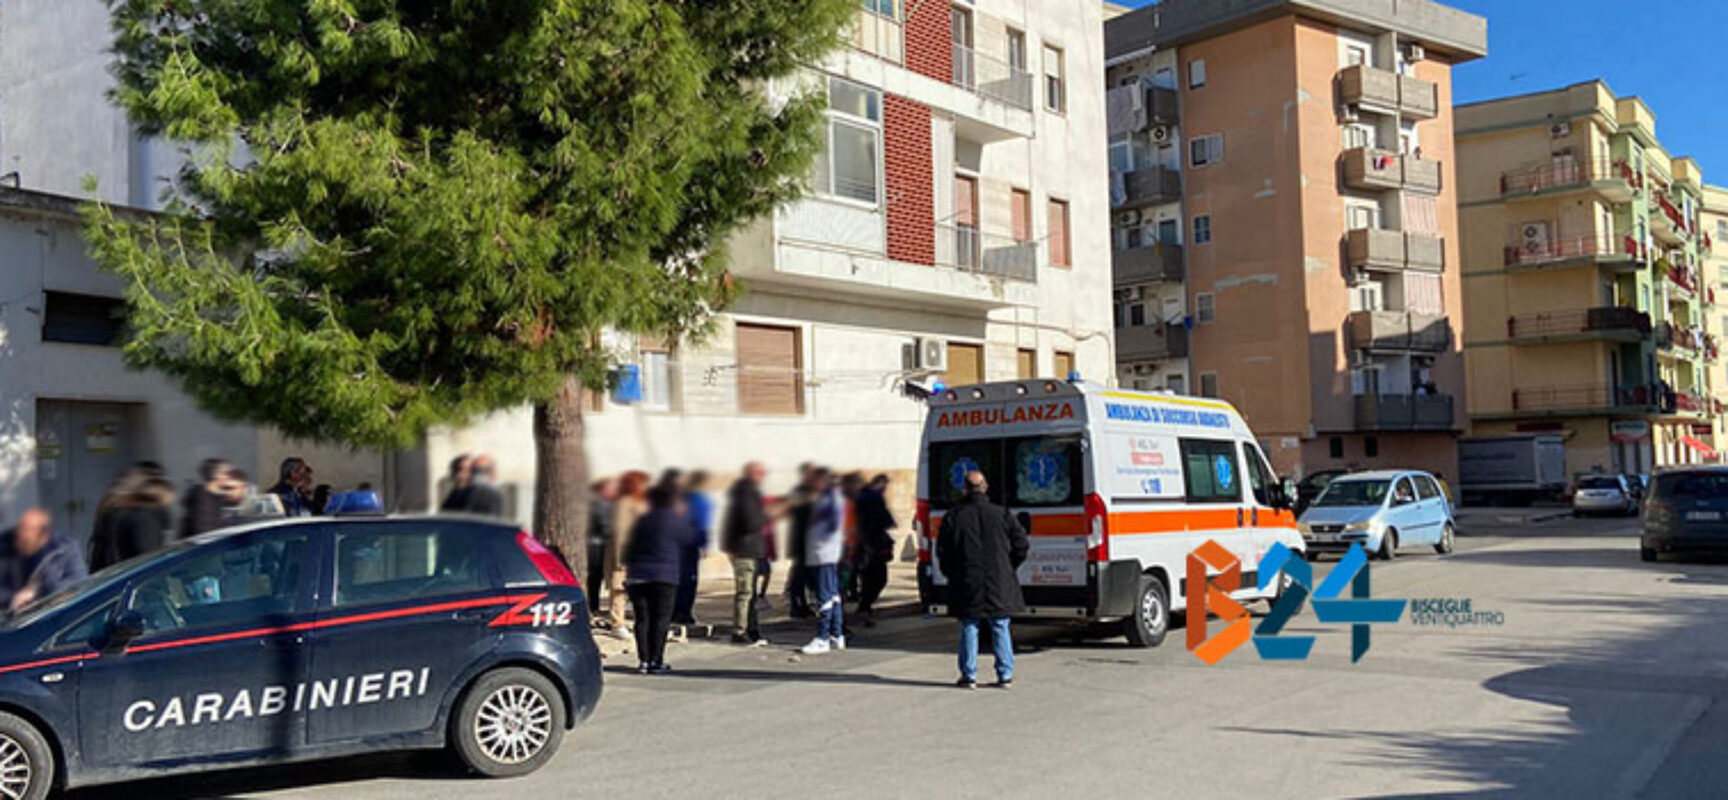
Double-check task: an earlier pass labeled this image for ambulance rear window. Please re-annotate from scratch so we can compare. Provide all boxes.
[1008,436,1083,508]
[929,440,1005,509]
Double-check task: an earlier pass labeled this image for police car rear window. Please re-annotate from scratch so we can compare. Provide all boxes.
[334,525,486,607]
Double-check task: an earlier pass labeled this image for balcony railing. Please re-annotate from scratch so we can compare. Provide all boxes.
[1347,310,1450,352]
[1354,393,1454,431]
[1503,234,1641,268]
[1105,84,1179,136]
[1341,148,1441,194]
[952,43,1033,110]
[1511,384,1667,413]
[935,224,1037,282]
[1113,242,1184,285]
[1112,166,1181,209]
[1337,65,1438,119]
[1656,323,1717,360]
[1507,307,1650,342]
[1656,194,1694,239]
[1666,261,1699,295]
[1117,322,1190,361]
[1346,228,1444,273]
[1498,158,1632,197]
[847,9,903,64]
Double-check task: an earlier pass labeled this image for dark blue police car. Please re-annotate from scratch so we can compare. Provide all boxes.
[0,501,601,798]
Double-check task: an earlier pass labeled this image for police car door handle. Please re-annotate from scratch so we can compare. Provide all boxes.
[454,609,492,622]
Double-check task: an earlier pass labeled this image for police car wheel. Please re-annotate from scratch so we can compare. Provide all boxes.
[1123,576,1169,648]
[453,668,566,778]
[0,711,53,800]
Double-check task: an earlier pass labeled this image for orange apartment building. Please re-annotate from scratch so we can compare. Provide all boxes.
[1104,0,1487,479]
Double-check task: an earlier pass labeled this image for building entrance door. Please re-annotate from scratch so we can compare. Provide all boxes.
[35,401,139,544]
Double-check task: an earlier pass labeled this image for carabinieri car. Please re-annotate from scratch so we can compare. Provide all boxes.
[0,504,601,799]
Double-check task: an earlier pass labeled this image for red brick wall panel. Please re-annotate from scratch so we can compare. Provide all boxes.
[883,94,935,266]
[904,2,952,83]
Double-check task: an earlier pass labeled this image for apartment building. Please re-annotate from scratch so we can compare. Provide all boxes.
[1104,0,1486,479]
[1702,186,1728,454]
[1457,82,1722,477]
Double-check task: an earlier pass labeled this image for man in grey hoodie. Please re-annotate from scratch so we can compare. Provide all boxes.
[801,468,848,655]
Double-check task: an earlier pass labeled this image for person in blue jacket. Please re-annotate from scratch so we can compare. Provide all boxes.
[625,485,698,674]
[673,471,714,626]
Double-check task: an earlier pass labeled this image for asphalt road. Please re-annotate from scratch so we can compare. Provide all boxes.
[71,513,1728,800]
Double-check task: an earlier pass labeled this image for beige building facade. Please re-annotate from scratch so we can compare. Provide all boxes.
[1458,82,1722,479]
[1105,0,1487,480]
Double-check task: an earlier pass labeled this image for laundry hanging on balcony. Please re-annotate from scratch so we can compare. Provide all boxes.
[1106,85,1146,137]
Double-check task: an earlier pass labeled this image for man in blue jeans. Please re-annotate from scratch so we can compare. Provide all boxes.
[800,468,848,655]
[937,470,1029,689]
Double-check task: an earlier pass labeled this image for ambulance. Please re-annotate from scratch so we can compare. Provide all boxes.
[914,380,1305,647]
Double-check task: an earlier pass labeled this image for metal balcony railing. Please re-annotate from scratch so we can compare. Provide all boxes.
[952,43,1033,110]
[1113,242,1184,285]
[1507,307,1650,341]
[1499,158,1630,196]
[1503,234,1640,267]
[1512,384,1666,413]
[1116,322,1190,361]
[847,8,903,64]
[935,223,1037,282]
[1354,394,1454,431]
[1112,166,1181,209]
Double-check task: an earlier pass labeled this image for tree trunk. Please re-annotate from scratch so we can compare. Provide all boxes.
[532,374,590,581]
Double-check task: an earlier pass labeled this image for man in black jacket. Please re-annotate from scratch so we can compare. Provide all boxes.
[444,454,505,517]
[179,458,233,538]
[853,474,897,627]
[937,470,1029,689]
[722,462,771,643]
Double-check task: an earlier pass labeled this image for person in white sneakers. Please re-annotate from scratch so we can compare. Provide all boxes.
[800,468,848,655]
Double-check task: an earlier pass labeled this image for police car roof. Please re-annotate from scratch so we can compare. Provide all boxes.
[185,513,515,544]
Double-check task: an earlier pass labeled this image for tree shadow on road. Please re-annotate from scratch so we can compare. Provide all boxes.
[604,665,952,690]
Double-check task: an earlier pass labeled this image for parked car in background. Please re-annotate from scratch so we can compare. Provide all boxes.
[1294,469,1349,516]
[1297,470,1455,560]
[1641,468,1728,562]
[1572,475,1639,517]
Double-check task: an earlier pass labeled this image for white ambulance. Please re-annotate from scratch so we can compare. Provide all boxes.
[914,380,1305,646]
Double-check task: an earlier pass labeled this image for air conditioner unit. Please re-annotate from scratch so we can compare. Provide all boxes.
[1404,43,1426,62]
[915,337,948,372]
[1117,210,1141,226]
[1151,125,1172,143]
[1132,364,1153,376]
[1521,221,1552,253]
[1549,121,1572,139]
[1341,104,1360,123]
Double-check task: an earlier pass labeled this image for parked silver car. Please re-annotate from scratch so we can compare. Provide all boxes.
[1297,470,1456,560]
[1573,474,1639,517]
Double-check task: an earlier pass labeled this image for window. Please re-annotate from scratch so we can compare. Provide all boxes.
[1009,436,1083,507]
[1179,439,1240,503]
[1048,198,1072,267]
[928,440,1005,509]
[737,323,803,415]
[334,525,485,607]
[1199,372,1219,398]
[1007,28,1027,74]
[1190,134,1223,167]
[1391,477,1416,505]
[1344,124,1374,150]
[129,535,308,635]
[1329,437,1345,459]
[1244,443,1278,506]
[1053,350,1075,380]
[1347,204,1379,231]
[1188,59,1206,89]
[815,78,881,205]
[1718,219,1728,241]
[53,600,117,649]
[1193,214,1212,244]
[1129,303,1146,326]
[1415,476,1440,501]
[863,0,896,19]
[1166,374,1186,394]
[1196,292,1215,323]
[1011,188,1033,242]
[1016,348,1036,380]
[1365,436,1380,458]
[1153,67,1175,89]
[944,342,985,387]
[1043,45,1066,113]
[42,291,126,346]
[640,348,673,411]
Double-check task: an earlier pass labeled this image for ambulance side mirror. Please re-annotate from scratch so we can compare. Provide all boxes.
[105,610,146,654]
[1277,478,1298,510]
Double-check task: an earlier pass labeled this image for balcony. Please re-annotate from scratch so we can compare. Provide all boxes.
[1504,384,1664,417]
[1106,84,1179,136]
[1341,148,1441,194]
[1656,323,1717,361]
[1507,307,1650,344]
[1654,194,1694,242]
[1665,260,1700,298]
[1117,323,1190,361]
[1347,310,1449,352]
[847,9,902,64]
[952,43,1032,111]
[1113,242,1184,286]
[1346,228,1443,273]
[1498,159,1635,202]
[935,224,1037,282]
[1112,166,1181,210]
[1354,393,1455,431]
[1502,234,1640,272]
[1337,65,1437,120]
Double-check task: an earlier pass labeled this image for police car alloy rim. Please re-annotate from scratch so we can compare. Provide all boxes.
[474,685,553,765]
[0,732,30,799]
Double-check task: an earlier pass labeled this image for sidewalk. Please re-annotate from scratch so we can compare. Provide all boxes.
[1453,504,1573,532]
[592,560,923,660]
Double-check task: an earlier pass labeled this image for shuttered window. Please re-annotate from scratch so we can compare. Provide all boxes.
[1011,188,1032,242]
[1053,350,1075,380]
[1048,198,1071,267]
[736,323,803,415]
[1016,348,1036,379]
[945,342,985,387]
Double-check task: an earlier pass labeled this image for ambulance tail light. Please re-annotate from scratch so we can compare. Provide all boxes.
[517,531,580,586]
[915,500,933,563]
[1084,493,1110,563]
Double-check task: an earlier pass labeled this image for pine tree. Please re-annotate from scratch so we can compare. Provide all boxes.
[84,0,855,572]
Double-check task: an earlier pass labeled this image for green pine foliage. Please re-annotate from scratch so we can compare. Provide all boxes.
[85,0,855,447]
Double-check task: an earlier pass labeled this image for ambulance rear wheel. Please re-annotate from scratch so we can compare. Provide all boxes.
[0,710,54,800]
[453,667,566,778]
[1124,576,1169,648]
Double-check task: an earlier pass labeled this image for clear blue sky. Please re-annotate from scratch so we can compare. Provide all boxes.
[1116,0,1728,178]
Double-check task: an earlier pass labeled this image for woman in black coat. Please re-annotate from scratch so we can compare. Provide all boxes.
[103,479,176,570]
[624,485,697,674]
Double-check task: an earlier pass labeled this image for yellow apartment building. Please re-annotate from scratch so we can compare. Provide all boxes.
[1458,82,1721,478]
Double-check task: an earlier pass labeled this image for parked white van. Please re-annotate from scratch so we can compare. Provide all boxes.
[914,380,1306,647]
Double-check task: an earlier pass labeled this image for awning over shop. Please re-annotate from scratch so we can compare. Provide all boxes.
[1680,435,1718,460]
